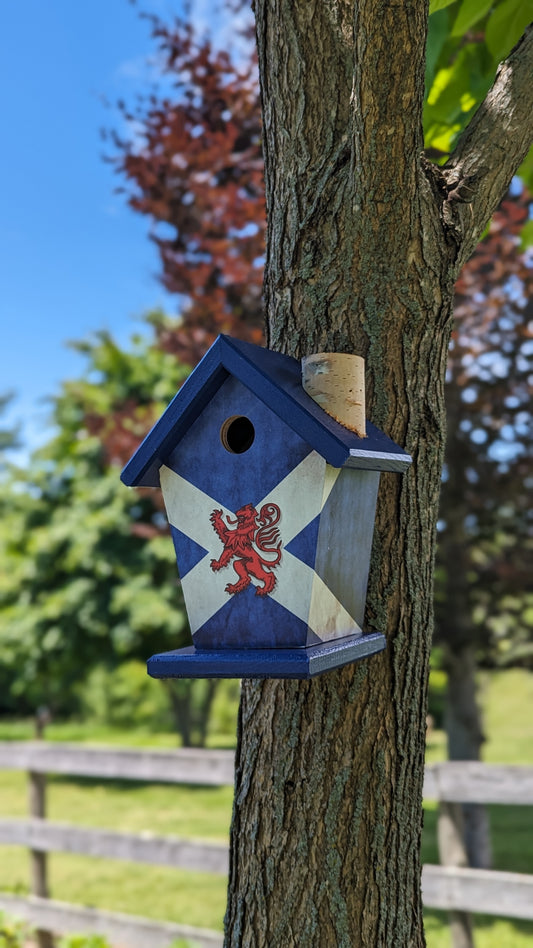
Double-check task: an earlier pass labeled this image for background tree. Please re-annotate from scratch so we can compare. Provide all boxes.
[111,0,533,359]
[0,324,220,746]
[435,183,533,867]
[109,16,264,366]
[440,185,532,673]
[0,392,21,471]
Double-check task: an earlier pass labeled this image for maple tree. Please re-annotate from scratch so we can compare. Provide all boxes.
[109,15,264,367]
[106,4,533,875]
[109,5,533,941]
[0,330,221,746]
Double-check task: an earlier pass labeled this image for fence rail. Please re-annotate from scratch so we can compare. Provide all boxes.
[423,760,533,805]
[0,741,235,786]
[0,742,532,947]
[0,817,229,875]
[421,865,533,921]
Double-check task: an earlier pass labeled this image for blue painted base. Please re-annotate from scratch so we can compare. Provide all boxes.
[146,632,386,680]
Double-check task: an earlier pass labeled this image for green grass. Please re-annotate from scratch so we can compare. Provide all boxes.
[421,802,533,873]
[424,668,533,765]
[482,669,533,762]
[0,718,237,750]
[424,912,533,948]
[0,669,531,944]
[0,769,234,840]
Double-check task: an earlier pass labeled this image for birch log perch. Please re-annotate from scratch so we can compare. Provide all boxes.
[302,353,366,438]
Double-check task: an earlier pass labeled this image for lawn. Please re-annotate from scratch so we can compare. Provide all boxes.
[0,669,531,944]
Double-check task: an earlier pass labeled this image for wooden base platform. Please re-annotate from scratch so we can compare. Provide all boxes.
[147,632,386,680]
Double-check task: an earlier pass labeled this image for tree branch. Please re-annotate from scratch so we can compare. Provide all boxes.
[443,24,533,272]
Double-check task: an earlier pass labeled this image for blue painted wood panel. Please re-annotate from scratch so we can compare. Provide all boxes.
[147,631,386,679]
[169,525,208,579]
[160,443,333,648]
[167,375,312,514]
[193,585,313,649]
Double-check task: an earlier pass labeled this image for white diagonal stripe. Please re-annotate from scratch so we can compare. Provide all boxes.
[181,557,230,634]
[309,570,362,639]
[160,466,234,550]
[258,451,330,544]
[321,463,341,510]
[270,551,361,639]
[267,551,314,625]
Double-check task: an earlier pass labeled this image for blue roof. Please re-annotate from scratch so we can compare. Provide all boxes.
[121,335,412,487]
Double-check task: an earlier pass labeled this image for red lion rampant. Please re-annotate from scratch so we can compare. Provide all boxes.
[210,503,282,596]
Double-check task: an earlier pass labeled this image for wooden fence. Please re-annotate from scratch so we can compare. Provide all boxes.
[0,742,532,947]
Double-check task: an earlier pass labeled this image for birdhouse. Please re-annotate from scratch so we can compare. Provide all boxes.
[121,335,411,679]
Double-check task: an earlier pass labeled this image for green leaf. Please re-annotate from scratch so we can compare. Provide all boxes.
[429,0,458,12]
[426,9,450,93]
[485,0,533,61]
[424,39,493,151]
[451,0,493,37]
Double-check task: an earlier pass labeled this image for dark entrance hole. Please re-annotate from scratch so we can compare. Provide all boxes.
[220,415,256,454]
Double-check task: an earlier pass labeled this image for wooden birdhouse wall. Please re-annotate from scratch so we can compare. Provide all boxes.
[160,376,325,648]
[158,375,379,651]
[312,467,380,631]
[121,335,412,678]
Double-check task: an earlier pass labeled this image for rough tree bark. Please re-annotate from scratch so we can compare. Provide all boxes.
[225,5,533,946]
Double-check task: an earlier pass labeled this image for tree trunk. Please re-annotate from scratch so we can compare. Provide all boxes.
[437,802,474,948]
[165,680,192,747]
[196,680,219,749]
[439,377,492,869]
[165,679,220,747]
[224,6,533,945]
[444,646,492,869]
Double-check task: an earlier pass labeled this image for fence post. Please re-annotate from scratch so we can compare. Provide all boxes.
[437,801,474,948]
[29,708,54,948]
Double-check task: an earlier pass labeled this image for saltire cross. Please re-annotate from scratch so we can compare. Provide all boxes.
[160,450,363,642]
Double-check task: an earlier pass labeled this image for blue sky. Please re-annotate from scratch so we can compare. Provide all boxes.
[1,0,188,458]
